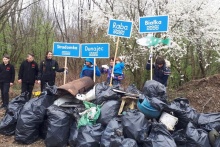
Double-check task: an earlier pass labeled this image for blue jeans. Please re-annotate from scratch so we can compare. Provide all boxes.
[107,78,121,85]
[0,82,10,107]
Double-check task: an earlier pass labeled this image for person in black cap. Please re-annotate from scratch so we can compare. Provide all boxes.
[38,51,67,91]
[0,54,15,109]
[18,53,39,100]
[146,56,171,86]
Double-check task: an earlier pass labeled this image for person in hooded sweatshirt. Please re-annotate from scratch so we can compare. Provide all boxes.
[146,56,171,87]
[0,54,15,109]
[38,51,67,91]
[18,53,39,100]
[101,57,125,85]
[80,58,101,80]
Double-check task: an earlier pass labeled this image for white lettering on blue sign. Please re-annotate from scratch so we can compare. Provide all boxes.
[57,45,78,50]
[145,20,162,25]
[85,46,104,52]
[112,22,129,36]
[62,51,71,55]
[89,52,98,56]
[113,22,128,30]
[145,20,162,31]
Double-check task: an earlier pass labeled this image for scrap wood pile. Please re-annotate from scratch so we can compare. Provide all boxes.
[0,77,220,147]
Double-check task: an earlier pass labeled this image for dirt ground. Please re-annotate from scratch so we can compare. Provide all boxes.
[0,74,220,146]
[169,74,220,113]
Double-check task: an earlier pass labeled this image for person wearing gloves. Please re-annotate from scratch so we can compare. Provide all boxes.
[80,58,101,80]
[0,55,15,109]
[101,57,124,85]
[38,51,68,92]
[146,55,171,87]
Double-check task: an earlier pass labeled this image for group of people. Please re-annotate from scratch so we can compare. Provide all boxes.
[79,55,171,87]
[80,57,125,85]
[0,51,66,109]
[0,51,171,109]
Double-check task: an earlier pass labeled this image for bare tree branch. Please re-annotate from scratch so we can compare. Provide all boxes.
[53,0,64,42]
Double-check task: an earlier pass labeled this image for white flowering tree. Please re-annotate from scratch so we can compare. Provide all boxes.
[81,0,220,88]
[1,0,220,87]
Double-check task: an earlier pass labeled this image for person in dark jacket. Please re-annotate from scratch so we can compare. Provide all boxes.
[0,55,15,109]
[18,53,39,100]
[38,51,67,92]
[146,56,171,86]
[80,58,101,80]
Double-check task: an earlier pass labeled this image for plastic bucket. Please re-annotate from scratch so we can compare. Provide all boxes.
[137,98,161,119]
[159,112,178,131]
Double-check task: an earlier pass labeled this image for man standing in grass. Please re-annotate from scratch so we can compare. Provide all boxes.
[18,53,39,100]
[0,55,15,109]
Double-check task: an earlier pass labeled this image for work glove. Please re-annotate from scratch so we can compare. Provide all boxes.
[165,59,171,68]
[111,73,115,78]
[102,64,109,69]
[64,69,68,74]
[149,53,153,60]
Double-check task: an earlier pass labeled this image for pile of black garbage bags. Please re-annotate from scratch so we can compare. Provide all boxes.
[0,80,220,147]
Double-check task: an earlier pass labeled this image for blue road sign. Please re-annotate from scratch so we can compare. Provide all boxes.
[108,19,133,38]
[81,43,110,58]
[139,15,169,33]
[53,42,80,57]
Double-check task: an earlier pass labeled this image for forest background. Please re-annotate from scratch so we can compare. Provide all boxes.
[1,0,220,92]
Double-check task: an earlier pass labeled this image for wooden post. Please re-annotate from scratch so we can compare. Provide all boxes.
[109,37,120,86]
[93,58,96,82]
[64,57,67,84]
[150,46,153,80]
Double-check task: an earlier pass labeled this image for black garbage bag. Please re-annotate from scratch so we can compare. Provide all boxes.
[101,117,123,147]
[142,80,167,102]
[0,92,27,135]
[97,100,121,126]
[126,84,142,95]
[172,129,187,146]
[140,122,176,147]
[15,86,57,144]
[121,109,150,143]
[149,97,169,111]
[93,82,121,105]
[214,137,220,147]
[109,138,138,147]
[197,113,220,132]
[39,116,48,139]
[45,105,75,147]
[43,84,58,95]
[68,121,78,147]
[185,122,211,147]
[77,123,104,147]
[167,98,200,130]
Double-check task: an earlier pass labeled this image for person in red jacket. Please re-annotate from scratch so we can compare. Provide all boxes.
[18,53,39,100]
[0,55,15,109]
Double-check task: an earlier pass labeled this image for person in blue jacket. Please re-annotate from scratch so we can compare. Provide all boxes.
[80,58,101,80]
[146,56,171,86]
[101,57,125,85]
